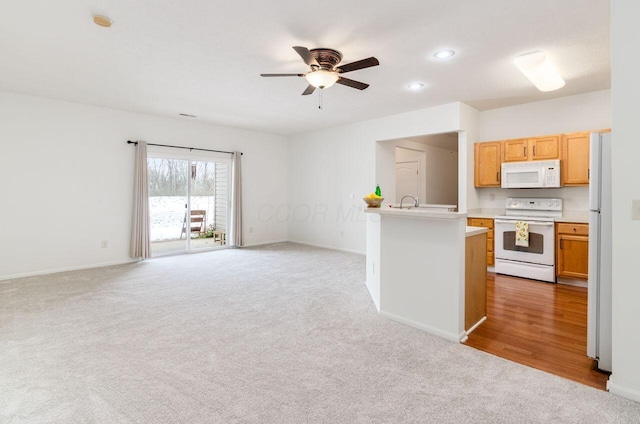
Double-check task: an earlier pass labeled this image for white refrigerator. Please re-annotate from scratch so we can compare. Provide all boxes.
[587,132,612,372]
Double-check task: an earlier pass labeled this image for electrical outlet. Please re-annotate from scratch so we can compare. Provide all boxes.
[340,231,344,237]
[101,240,108,248]
[632,200,640,220]
[489,193,496,202]
[249,227,254,233]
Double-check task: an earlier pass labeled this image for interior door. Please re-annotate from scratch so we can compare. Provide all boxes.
[395,161,419,203]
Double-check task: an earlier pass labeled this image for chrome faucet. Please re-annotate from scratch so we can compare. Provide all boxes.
[400,195,419,209]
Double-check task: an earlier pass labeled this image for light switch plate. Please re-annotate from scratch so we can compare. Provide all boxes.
[632,200,640,220]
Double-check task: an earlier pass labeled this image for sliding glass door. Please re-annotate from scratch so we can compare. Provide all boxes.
[148,149,230,256]
[189,160,229,250]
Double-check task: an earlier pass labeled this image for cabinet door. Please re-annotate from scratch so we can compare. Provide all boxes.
[562,132,590,186]
[503,139,529,162]
[531,135,560,160]
[468,218,494,266]
[556,234,589,279]
[474,142,502,187]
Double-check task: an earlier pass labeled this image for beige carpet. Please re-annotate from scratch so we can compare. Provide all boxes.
[1,242,639,423]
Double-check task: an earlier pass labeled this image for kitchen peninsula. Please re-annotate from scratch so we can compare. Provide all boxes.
[365,207,487,342]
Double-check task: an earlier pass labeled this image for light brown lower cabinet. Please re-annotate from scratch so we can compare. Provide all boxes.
[468,218,494,266]
[465,232,487,331]
[556,223,589,280]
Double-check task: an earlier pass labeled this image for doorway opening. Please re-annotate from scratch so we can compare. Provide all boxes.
[147,148,231,256]
[377,132,459,207]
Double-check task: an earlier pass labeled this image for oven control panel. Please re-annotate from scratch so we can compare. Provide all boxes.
[505,198,563,213]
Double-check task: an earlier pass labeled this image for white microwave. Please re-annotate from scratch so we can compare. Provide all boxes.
[501,160,561,188]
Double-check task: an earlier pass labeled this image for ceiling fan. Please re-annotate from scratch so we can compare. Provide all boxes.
[260,46,380,95]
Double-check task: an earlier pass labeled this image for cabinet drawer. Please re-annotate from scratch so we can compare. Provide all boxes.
[487,237,493,252]
[468,218,494,229]
[557,223,589,236]
[487,252,494,266]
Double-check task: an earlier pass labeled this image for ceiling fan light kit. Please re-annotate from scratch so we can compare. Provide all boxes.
[514,50,565,92]
[305,70,340,89]
[261,46,379,97]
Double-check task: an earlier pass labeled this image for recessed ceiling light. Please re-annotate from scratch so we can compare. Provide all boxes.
[514,51,565,92]
[407,82,425,90]
[93,15,113,28]
[433,49,456,60]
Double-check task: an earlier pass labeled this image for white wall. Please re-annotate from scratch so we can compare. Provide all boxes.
[288,102,465,254]
[460,103,481,211]
[473,90,612,211]
[0,92,288,279]
[422,145,458,205]
[609,0,640,403]
[395,144,427,203]
[478,90,611,140]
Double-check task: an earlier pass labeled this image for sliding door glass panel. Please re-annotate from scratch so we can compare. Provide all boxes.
[190,160,229,250]
[148,157,188,256]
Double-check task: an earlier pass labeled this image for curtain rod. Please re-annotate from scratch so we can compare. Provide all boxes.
[127,140,242,155]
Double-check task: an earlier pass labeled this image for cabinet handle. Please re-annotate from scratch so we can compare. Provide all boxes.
[496,171,499,182]
[588,168,590,180]
[560,239,564,249]
[533,145,536,156]
[524,146,527,157]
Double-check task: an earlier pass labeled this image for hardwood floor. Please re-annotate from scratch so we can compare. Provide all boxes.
[464,273,610,390]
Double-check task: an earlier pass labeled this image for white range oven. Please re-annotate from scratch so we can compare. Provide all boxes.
[494,197,563,283]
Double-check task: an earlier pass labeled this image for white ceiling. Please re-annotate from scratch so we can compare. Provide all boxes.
[0,0,610,136]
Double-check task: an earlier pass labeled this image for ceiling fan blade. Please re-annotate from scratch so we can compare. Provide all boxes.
[336,77,369,90]
[260,73,305,77]
[302,85,316,96]
[336,57,379,74]
[293,46,319,67]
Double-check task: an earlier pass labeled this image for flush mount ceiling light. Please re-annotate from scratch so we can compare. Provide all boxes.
[433,49,455,60]
[407,82,425,90]
[514,50,565,92]
[93,15,112,27]
[304,69,340,89]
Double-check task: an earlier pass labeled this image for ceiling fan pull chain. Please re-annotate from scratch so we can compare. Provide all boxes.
[319,89,323,110]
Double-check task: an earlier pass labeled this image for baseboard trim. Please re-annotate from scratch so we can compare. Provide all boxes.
[242,239,289,247]
[557,277,588,288]
[464,316,487,341]
[608,380,640,402]
[0,259,139,282]
[379,310,461,343]
[287,239,365,255]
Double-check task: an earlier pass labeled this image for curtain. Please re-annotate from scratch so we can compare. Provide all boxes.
[230,152,243,247]
[130,140,151,258]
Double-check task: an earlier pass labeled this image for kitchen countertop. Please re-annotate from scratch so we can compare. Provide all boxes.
[466,226,489,237]
[467,208,504,219]
[466,208,589,224]
[555,211,590,223]
[364,207,466,220]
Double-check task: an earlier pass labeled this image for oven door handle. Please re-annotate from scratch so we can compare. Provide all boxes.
[494,219,555,226]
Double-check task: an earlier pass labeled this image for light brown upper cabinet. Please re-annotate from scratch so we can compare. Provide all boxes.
[503,136,560,162]
[502,138,529,162]
[474,142,502,187]
[561,132,591,186]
